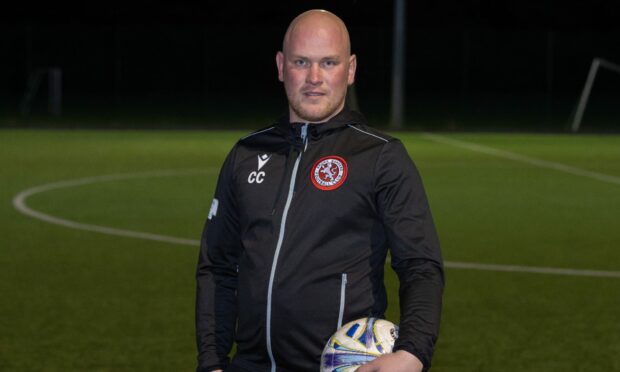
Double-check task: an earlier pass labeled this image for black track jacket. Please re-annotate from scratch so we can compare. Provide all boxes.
[196,109,444,372]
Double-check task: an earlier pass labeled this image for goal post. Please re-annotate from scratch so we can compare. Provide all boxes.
[20,67,62,117]
[48,68,62,116]
[570,58,620,133]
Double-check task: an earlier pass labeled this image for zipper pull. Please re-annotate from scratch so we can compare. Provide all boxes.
[301,123,309,151]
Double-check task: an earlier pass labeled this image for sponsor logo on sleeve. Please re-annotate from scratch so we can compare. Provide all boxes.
[208,198,219,220]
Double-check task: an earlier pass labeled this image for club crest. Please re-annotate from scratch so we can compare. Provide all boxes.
[311,156,348,191]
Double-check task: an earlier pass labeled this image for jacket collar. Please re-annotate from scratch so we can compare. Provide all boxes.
[275,108,367,140]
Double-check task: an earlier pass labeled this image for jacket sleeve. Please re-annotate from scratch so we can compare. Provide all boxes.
[373,140,444,371]
[196,147,242,372]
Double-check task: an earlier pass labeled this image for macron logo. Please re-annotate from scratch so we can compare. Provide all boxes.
[257,154,271,171]
[249,154,271,184]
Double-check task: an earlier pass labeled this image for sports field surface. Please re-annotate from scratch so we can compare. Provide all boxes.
[2,129,619,371]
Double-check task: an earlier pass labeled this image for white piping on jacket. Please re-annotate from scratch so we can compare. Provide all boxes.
[266,124,308,372]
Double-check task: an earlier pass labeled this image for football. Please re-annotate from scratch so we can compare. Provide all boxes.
[320,317,399,372]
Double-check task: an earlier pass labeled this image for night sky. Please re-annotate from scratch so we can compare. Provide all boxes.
[2,1,619,129]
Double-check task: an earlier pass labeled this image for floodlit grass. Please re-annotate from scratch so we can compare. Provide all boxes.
[1,130,619,371]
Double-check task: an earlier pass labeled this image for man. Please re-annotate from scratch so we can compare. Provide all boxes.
[196,10,444,372]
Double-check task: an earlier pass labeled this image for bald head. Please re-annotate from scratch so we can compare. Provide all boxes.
[282,10,351,56]
[276,10,357,123]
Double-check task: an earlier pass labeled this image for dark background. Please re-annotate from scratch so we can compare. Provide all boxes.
[2,0,619,131]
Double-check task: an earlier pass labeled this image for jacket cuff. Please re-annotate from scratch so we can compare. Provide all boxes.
[392,344,430,372]
[196,361,228,372]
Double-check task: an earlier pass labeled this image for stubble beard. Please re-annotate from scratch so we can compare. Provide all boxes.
[288,91,346,123]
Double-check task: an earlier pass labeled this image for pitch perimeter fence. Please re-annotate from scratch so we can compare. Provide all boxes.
[1,22,619,131]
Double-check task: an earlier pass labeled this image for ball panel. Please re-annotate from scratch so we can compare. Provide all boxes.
[320,317,399,372]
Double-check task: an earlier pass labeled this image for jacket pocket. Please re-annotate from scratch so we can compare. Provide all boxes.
[337,273,348,329]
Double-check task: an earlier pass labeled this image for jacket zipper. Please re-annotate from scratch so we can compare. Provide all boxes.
[266,123,308,372]
[337,273,348,329]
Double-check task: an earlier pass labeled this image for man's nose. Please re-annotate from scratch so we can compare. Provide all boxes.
[306,63,322,85]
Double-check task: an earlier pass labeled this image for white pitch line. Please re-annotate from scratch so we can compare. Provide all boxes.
[12,169,215,246]
[13,168,620,278]
[417,134,620,278]
[421,133,620,186]
[445,261,620,278]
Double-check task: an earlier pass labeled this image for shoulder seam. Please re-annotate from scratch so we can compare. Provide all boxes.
[347,124,389,143]
[240,126,275,140]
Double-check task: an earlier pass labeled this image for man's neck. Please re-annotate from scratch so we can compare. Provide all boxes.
[289,105,346,124]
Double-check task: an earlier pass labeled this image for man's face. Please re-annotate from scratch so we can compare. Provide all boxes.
[276,21,356,123]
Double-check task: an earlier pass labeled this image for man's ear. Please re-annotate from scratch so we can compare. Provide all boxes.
[276,51,285,82]
[348,54,357,85]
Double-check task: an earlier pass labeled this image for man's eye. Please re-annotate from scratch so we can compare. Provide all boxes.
[294,60,308,67]
[322,60,337,68]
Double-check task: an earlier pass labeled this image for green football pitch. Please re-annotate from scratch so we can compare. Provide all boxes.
[1,130,619,371]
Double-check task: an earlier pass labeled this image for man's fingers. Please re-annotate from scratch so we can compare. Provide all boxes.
[356,362,376,372]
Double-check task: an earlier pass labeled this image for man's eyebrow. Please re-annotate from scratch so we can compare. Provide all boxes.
[289,55,341,61]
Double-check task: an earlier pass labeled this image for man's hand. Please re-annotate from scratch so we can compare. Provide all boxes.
[357,350,423,372]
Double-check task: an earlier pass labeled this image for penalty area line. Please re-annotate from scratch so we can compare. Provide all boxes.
[445,261,620,278]
[421,133,620,186]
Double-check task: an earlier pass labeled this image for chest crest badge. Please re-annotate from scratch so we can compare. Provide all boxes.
[311,156,348,191]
